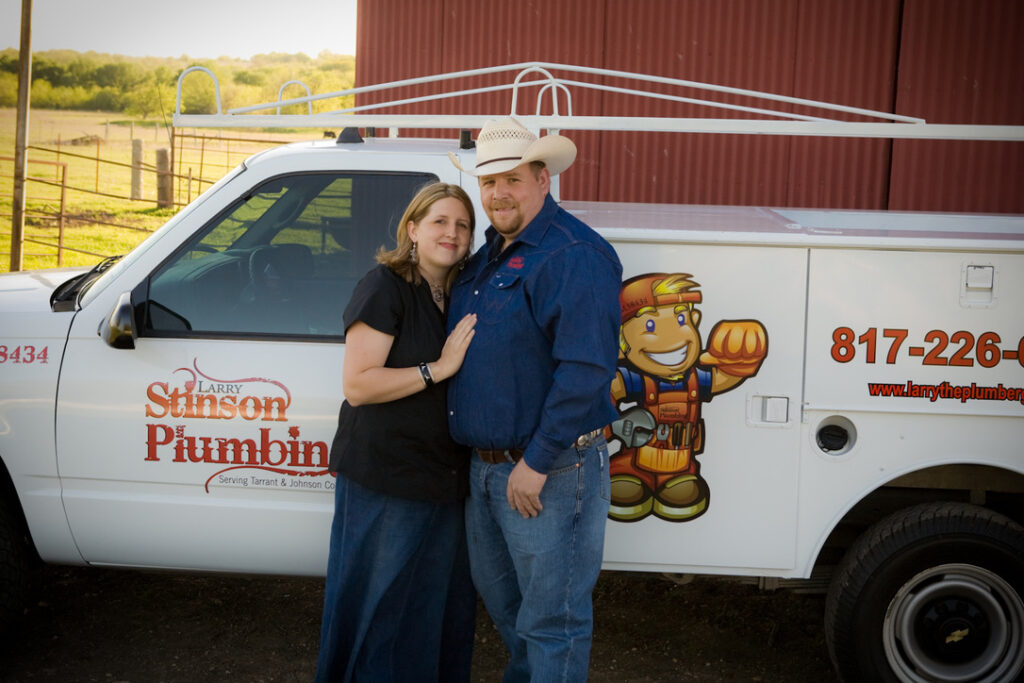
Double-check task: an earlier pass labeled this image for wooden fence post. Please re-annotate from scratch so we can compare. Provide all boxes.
[174,129,183,202]
[156,148,172,208]
[57,162,67,266]
[198,134,206,190]
[10,0,32,272]
[131,139,144,200]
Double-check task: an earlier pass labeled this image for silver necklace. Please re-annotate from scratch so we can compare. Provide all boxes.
[428,281,444,303]
[419,271,445,304]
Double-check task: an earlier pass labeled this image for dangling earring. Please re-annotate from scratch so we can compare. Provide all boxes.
[458,255,468,270]
[410,242,418,264]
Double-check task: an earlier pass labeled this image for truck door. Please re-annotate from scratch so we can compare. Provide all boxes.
[602,240,807,573]
[56,170,437,575]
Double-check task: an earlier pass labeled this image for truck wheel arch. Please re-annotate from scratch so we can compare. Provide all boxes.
[0,457,39,636]
[824,501,1024,682]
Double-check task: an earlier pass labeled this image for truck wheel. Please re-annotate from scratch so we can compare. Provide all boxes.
[825,502,1024,683]
[0,497,33,635]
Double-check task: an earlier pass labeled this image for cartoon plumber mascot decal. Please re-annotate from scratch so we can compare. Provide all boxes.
[608,273,768,522]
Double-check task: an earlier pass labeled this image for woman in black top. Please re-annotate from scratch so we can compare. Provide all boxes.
[315,182,477,682]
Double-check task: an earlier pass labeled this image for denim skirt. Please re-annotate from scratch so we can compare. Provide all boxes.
[315,474,475,682]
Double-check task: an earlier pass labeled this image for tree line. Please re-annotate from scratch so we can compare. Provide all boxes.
[0,49,355,119]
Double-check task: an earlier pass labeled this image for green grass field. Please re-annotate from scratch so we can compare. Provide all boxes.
[1,108,317,273]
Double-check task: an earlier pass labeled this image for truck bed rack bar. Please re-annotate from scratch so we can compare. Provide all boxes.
[173,62,1024,142]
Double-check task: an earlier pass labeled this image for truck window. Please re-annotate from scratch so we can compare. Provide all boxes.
[143,171,437,339]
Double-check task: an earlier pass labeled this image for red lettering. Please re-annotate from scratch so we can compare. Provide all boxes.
[922,330,949,366]
[259,428,289,466]
[949,331,975,367]
[145,423,174,461]
[301,440,330,468]
[857,328,876,363]
[217,437,259,464]
[831,327,855,362]
[883,329,907,364]
[976,332,1001,368]
[174,434,216,463]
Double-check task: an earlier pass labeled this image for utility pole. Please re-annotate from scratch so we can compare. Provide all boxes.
[11,0,32,272]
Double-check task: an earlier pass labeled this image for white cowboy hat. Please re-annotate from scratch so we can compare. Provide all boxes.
[449,117,577,177]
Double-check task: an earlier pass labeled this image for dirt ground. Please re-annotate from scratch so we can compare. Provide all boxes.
[0,564,837,682]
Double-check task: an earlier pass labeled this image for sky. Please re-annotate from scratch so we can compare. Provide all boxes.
[2,0,358,59]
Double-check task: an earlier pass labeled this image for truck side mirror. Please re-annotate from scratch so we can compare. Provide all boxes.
[100,291,137,349]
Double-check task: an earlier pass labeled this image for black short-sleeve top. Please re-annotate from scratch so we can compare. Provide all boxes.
[329,265,469,502]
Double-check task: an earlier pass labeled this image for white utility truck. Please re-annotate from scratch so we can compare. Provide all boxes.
[1,64,1022,682]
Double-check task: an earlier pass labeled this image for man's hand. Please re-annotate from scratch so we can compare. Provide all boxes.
[507,459,548,518]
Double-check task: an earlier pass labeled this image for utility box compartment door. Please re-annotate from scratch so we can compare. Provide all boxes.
[602,242,807,572]
[805,249,1024,417]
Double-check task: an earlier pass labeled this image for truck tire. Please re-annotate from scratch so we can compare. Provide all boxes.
[825,502,1024,683]
[0,497,33,635]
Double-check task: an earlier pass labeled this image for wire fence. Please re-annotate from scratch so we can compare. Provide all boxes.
[171,130,301,198]
[3,128,308,271]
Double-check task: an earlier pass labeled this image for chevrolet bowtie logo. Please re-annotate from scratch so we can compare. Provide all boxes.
[946,628,970,644]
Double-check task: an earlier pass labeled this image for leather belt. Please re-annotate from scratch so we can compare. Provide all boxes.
[475,429,603,465]
[475,447,524,464]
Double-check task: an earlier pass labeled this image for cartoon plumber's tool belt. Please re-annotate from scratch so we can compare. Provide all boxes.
[610,375,704,473]
[475,429,603,464]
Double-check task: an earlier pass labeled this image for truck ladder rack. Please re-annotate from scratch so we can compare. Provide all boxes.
[173,62,1024,142]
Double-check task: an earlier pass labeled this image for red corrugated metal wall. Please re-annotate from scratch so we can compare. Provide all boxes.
[356,0,1022,212]
[890,0,1024,212]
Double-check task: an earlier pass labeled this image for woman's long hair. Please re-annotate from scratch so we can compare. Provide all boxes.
[376,182,475,293]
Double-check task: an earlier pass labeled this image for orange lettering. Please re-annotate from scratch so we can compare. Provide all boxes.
[145,382,169,418]
[262,396,288,421]
[238,396,262,420]
[218,395,238,420]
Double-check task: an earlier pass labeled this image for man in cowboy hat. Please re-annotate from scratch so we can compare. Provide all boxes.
[447,118,622,681]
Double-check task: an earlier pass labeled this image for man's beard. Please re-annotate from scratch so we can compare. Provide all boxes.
[489,202,522,235]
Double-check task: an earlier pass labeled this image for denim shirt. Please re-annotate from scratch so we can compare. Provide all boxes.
[447,194,623,474]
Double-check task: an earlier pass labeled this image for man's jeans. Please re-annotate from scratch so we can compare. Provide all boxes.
[466,435,611,682]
